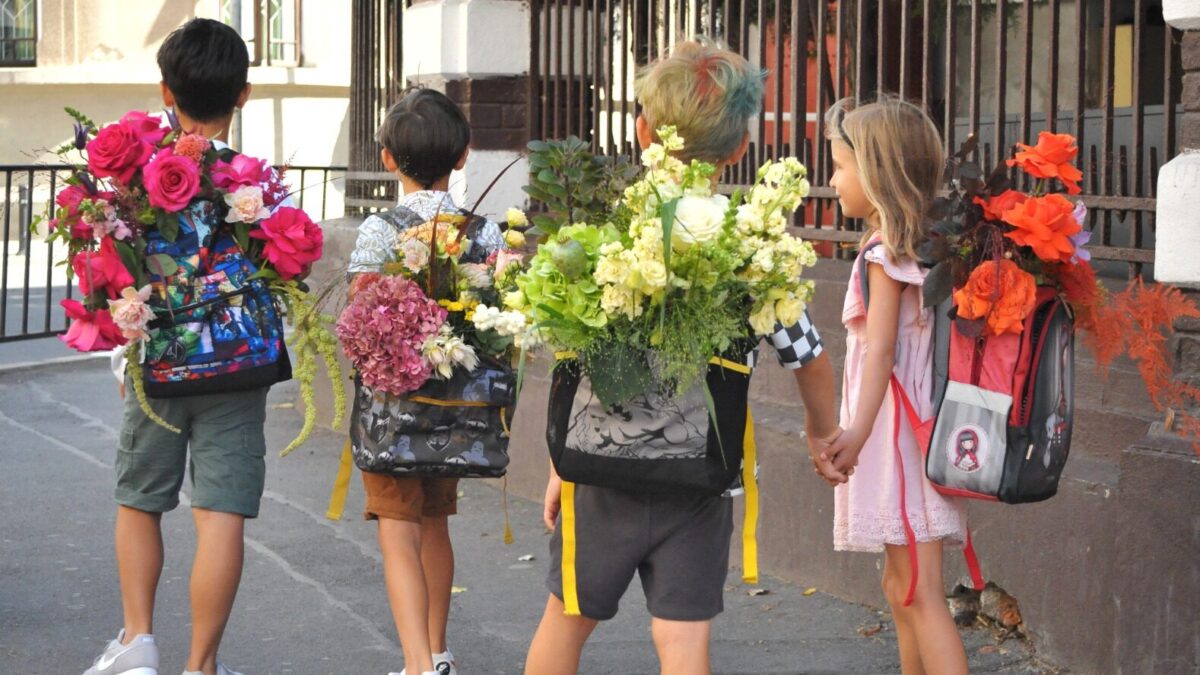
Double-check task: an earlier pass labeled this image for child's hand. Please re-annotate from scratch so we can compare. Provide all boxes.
[822,426,868,477]
[808,427,847,486]
[543,474,562,531]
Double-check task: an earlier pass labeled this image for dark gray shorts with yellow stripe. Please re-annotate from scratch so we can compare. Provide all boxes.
[547,483,734,621]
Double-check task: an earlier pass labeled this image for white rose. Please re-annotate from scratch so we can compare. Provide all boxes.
[224,185,270,224]
[748,302,777,335]
[671,194,728,251]
[638,260,668,291]
[775,295,805,327]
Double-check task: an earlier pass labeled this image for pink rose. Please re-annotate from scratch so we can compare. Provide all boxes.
[53,184,117,240]
[224,185,270,224]
[143,147,201,213]
[249,206,324,279]
[107,285,155,342]
[72,236,136,299]
[212,154,272,191]
[85,111,167,185]
[60,299,126,352]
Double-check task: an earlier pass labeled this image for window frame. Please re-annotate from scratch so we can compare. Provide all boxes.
[219,0,302,67]
[0,0,38,68]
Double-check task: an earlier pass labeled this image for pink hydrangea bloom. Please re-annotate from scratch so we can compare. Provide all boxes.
[337,275,447,396]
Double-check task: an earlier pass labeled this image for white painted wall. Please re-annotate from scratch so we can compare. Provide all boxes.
[1156,3,1200,284]
[402,0,531,82]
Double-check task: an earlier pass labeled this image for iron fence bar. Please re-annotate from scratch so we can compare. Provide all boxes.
[1130,0,1145,278]
[1047,0,1059,133]
[922,0,933,111]
[773,0,784,156]
[1165,25,1179,161]
[899,0,910,97]
[944,0,957,153]
[43,169,57,333]
[993,0,1008,170]
[619,0,631,156]
[2,170,11,337]
[757,0,767,169]
[1019,0,1033,171]
[1073,0,1086,168]
[21,169,34,335]
[1100,0,1114,247]
[969,0,982,161]
[790,0,805,172]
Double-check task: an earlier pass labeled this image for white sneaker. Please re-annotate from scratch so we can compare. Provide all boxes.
[390,651,455,675]
[82,630,159,675]
[181,663,243,675]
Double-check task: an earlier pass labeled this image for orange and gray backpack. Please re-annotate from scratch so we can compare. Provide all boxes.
[860,241,1075,603]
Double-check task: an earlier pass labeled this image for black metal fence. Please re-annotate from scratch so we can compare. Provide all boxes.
[529,0,1181,276]
[0,164,346,343]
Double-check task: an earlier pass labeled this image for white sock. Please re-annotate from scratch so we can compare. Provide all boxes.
[433,650,454,663]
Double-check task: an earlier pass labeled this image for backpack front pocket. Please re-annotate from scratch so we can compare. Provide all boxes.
[927,381,1010,499]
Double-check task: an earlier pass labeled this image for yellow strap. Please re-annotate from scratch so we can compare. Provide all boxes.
[499,406,511,435]
[406,395,491,408]
[555,350,578,361]
[502,477,514,545]
[709,356,752,375]
[326,439,355,521]
[560,480,581,615]
[741,408,760,585]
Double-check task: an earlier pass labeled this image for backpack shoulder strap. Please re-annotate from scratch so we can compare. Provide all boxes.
[858,239,884,311]
[376,205,426,233]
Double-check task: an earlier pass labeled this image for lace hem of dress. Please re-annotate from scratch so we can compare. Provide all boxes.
[833,511,967,553]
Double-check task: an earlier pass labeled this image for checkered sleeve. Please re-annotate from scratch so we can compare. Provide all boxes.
[769,309,824,370]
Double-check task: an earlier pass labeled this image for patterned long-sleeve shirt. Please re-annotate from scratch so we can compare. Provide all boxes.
[347,190,505,275]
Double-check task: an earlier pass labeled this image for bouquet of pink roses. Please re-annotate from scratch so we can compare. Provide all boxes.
[46,107,342,453]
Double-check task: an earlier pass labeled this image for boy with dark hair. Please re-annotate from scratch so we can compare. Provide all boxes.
[347,87,503,675]
[83,18,259,675]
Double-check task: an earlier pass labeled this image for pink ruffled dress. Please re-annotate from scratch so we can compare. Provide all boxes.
[833,238,968,552]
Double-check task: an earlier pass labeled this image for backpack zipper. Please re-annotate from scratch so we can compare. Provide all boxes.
[1016,300,1062,427]
[970,335,988,386]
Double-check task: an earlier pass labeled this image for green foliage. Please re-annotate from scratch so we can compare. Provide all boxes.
[524,137,637,235]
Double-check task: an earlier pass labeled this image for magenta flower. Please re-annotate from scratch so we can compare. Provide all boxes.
[60,299,126,352]
[212,154,272,191]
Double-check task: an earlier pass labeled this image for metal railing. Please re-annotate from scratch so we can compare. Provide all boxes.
[529,0,1181,276]
[0,163,346,343]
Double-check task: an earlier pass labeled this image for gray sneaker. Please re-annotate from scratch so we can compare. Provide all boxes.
[181,664,243,675]
[82,630,159,675]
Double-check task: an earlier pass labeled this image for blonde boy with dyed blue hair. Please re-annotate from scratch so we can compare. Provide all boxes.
[524,39,843,675]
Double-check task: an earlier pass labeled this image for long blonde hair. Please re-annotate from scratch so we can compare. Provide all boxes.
[825,96,944,261]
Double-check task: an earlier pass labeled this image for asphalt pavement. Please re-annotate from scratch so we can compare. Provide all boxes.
[0,360,1052,674]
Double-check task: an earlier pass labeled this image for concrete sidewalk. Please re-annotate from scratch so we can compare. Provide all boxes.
[0,360,1053,674]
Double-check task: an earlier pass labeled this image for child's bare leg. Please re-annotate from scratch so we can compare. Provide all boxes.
[379,517,434,673]
[420,515,453,653]
[115,505,163,640]
[186,508,245,674]
[650,618,711,675]
[884,542,968,675]
[524,594,598,675]
[883,545,926,675]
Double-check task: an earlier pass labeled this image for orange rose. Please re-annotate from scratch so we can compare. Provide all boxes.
[954,259,1038,336]
[974,189,1028,222]
[1001,193,1081,263]
[1006,132,1083,195]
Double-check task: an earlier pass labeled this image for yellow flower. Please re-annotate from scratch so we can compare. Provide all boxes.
[438,299,465,312]
[504,228,527,249]
[505,208,528,228]
[748,301,777,335]
[775,295,806,327]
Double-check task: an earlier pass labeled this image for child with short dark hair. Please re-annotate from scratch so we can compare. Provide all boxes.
[348,87,503,675]
[83,17,259,675]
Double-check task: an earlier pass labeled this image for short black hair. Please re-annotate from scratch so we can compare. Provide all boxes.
[157,18,249,123]
[376,89,470,189]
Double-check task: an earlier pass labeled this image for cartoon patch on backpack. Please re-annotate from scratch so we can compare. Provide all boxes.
[949,424,986,473]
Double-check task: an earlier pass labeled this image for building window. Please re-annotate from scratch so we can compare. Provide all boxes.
[220,0,301,66]
[0,0,36,67]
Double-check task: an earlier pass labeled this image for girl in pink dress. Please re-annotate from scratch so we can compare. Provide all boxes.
[820,97,970,675]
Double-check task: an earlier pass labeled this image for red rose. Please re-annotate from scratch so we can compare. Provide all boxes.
[85,111,166,185]
[59,299,126,352]
[249,206,324,280]
[72,236,136,299]
[143,147,201,213]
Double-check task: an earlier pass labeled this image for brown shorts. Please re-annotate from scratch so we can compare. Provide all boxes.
[360,472,460,522]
